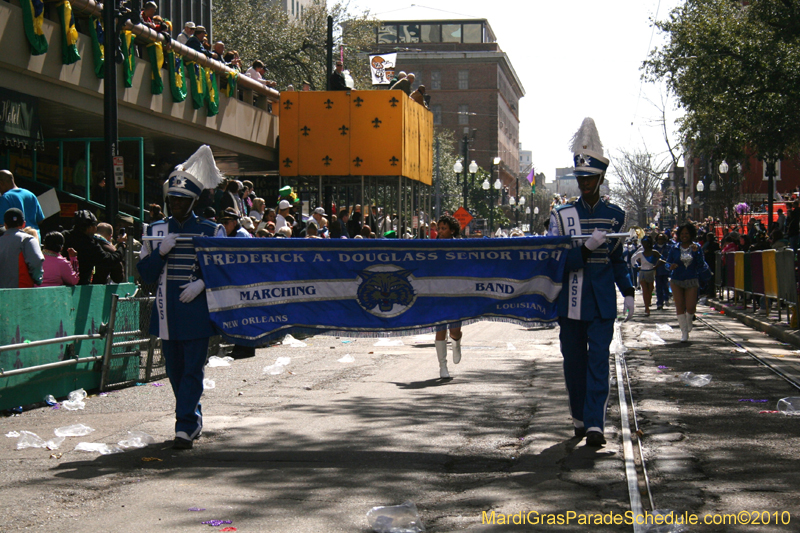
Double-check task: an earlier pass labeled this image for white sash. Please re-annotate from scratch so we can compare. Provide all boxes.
[150,225,170,340]
[559,206,583,320]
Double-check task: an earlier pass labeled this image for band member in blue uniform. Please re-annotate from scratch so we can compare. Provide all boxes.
[138,146,225,449]
[549,118,635,447]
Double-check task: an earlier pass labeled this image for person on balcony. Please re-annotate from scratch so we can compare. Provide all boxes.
[246,60,278,89]
[141,2,168,33]
[176,21,194,45]
[186,26,211,57]
[392,73,414,95]
[409,85,428,108]
[330,60,348,90]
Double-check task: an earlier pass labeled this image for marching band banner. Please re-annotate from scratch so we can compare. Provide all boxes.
[195,236,571,346]
[368,53,397,85]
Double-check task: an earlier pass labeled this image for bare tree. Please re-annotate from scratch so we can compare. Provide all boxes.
[609,148,668,227]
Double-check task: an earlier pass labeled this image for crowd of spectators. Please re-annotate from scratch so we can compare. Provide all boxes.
[0,170,130,289]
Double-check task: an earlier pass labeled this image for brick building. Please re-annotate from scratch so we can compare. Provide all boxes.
[373,7,525,193]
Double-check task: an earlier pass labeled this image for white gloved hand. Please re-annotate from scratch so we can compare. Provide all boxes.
[623,295,635,322]
[179,279,205,303]
[584,228,608,251]
[159,233,179,257]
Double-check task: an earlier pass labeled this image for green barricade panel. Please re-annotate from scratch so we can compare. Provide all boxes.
[0,284,136,410]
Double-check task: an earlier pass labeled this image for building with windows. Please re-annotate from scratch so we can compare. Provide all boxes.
[152,0,212,38]
[275,0,313,20]
[519,145,532,173]
[373,6,525,192]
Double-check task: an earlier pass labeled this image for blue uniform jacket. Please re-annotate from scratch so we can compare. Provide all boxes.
[137,214,222,341]
[550,198,634,320]
[665,243,707,281]
[653,242,672,275]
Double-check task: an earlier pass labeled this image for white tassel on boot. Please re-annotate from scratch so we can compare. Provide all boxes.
[685,312,694,333]
[436,340,450,378]
[451,336,462,364]
[678,314,689,342]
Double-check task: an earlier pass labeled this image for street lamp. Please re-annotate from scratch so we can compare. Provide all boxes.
[518,195,525,229]
[696,179,705,219]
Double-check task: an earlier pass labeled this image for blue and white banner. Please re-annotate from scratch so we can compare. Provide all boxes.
[195,236,571,346]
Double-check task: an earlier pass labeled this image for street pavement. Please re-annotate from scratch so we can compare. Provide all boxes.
[1,300,799,532]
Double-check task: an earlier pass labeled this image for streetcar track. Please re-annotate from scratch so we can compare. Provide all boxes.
[616,311,800,531]
[695,314,800,392]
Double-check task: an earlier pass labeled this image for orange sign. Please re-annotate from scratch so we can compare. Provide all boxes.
[60,203,78,218]
[453,207,473,228]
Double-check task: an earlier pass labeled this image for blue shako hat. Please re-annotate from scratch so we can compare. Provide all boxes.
[165,145,224,199]
[570,118,609,176]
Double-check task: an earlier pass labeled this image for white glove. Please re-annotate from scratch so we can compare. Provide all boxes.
[623,296,635,322]
[584,228,607,251]
[159,233,178,257]
[179,279,205,303]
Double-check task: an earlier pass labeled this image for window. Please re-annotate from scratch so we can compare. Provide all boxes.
[399,24,421,43]
[463,24,482,43]
[378,25,398,44]
[430,71,441,90]
[458,70,469,90]
[458,104,469,125]
[420,24,441,43]
[432,105,442,125]
[291,0,295,16]
[442,24,461,43]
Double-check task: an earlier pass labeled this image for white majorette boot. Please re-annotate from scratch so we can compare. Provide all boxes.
[436,340,450,378]
[678,314,689,343]
[451,336,462,364]
[685,312,694,334]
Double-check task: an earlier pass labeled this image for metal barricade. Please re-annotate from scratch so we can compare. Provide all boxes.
[100,294,166,390]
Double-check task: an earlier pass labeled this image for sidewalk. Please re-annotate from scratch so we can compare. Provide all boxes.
[707,297,800,348]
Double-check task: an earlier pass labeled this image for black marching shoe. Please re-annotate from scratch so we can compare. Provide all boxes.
[574,427,587,439]
[585,431,606,447]
[172,436,193,450]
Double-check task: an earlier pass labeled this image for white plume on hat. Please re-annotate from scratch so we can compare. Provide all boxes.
[176,145,224,190]
[569,117,610,176]
[570,117,604,155]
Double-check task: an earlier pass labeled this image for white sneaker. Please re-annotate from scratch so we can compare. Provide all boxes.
[440,366,451,379]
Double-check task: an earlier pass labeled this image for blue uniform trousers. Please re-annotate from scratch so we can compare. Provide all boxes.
[655,274,671,307]
[162,338,209,438]
[558,316,615,433]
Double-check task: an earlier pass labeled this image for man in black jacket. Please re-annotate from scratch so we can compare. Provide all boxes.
[62,210,128,285]
[185,26,211,57]
[330,60,348,90]
[787,200,800,250]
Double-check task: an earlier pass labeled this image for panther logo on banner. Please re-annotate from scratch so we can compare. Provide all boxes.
[356,265,416,317]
